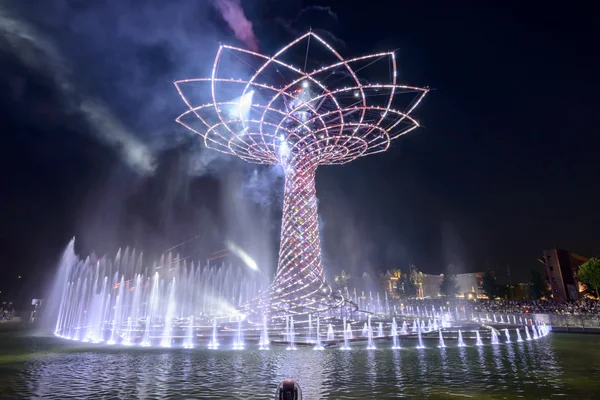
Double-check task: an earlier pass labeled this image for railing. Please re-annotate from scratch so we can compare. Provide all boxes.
[471,311,600,331]
[544,314,600,329]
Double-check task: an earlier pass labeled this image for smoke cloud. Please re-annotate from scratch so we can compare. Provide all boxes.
[213,0,259,51]
[0,4,155,174]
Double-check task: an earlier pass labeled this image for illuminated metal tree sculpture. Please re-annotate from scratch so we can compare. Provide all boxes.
[175,31,428,318]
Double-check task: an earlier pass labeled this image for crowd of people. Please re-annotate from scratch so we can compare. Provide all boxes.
[476,299,600,316]
[0,306,16,321]
[391,297,600,316]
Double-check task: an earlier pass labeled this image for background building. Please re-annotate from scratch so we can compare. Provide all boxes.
[538,249,588,301]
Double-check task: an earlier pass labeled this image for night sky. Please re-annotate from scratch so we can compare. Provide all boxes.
[1,0,599,305]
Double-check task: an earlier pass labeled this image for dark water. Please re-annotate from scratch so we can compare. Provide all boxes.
[1,328,599,399]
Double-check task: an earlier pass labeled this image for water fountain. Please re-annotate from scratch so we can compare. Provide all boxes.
[366,317,376,350]
[287,317,297,350]
[475,330,483,346]
[341,323,350,350]
[438,329,446,348]
[457,330,465,347]
[377,322,384,337]
[411,320,417,333]
[532,325,539,339]
[314,316,324,350]
[259,315,269,350]
[232,317,244,350]
[504,328,511,343]
[516,328,523,342]
[208,319,219,349]
[122,317,133,346]
[525,325,532,340]
[391,318,400,349]
[362,323,368,337]
[307,314,313,343]
[401,321,408,334]
[416,324,425,349]
[327,324,335,341]
[52,242,266,346]
[491,329,500,345]
[183,316,194,349]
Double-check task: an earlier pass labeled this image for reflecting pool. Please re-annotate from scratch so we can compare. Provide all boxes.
[1,330,599,399]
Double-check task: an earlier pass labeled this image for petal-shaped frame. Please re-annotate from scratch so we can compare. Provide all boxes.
[174,31,428,167]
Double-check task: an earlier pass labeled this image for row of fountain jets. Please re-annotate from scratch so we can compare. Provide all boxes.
[206,315,550,351]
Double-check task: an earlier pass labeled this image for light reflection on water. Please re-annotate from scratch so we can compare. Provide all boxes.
[2,334,600,399]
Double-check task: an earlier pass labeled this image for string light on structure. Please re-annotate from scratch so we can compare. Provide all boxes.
[174,31,428,320]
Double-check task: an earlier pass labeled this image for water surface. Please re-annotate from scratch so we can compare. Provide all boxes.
[1,329,599,399]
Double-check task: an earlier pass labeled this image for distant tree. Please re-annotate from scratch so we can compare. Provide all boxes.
[578,258,600,298]
[482,271,498,299]
[400,277,417,298]
[439,274,460,297]
[408,266,424,298]
[530,269,549,299]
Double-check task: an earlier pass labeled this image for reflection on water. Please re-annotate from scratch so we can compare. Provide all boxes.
[2,334,600,399]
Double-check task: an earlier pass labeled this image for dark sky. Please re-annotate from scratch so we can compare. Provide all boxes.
[1,0,599,304]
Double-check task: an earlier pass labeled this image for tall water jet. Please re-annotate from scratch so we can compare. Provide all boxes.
[377,322,384,337]
[183,316,194,349]
[366,316,376,350]
[391,318,400,349]
[341,322,350,350]
[401,321,408,334]
[416,324,425,349]
[362,323,368,337]
[491,329,500,345]
[307,314,314,343]
[411,320,417,333]
[327,324,335,341]
[438,329,446,348]
[532,325,539,339]
[504,328,511,343]
[457,330,465,347]
[314,316,324,350]
[525,325,532,340]
[161,277,177,348]
[208,318,219,349]
[122,317,133,346]
[141,272,161,347]
[259,315,270,350]
[427,319,432,332]
[286,316,297,350]
[516,328,523,342]
[493,314,497,323]
[233,316,244,350]
[475,330,483,346]
[347,323,353,339]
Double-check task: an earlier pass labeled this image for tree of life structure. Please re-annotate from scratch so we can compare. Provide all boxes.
[175,31,428,320]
